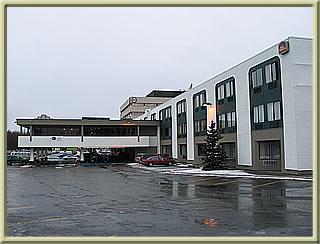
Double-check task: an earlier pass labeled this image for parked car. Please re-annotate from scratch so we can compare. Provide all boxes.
[141,155,175,167]
[7,155,29,165]
[135,153,155,163]
[10,151,30,160]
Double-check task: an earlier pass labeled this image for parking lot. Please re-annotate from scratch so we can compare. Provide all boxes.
[7,163,313,237]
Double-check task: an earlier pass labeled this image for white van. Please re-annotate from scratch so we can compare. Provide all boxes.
[10,151,30,159]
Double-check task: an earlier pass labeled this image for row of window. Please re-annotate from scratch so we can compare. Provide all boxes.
[177,100,187,114]
[218,112,236,129]
[159,107,172,120]
[33,126,140,136]
[259,141,280,160]
[197,141,280,160]
[193,92,206,108]
[177,123,187,135]
[252,61,278,88]
[199,143,236,158]
[194,119,207,133]
[85,127,137,136]
[131,103,161,107]
[162,127,172,137]
[217,80,234,100]
[34,127,81,136]
[253,101,281,123]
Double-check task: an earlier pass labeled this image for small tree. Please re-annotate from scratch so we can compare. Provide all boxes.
[202,121,228,170]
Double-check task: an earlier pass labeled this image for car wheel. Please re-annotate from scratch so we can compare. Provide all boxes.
[168,162,172,166]
[148,162,153,167]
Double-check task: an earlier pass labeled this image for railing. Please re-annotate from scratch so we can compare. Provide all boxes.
[263,160,277,166]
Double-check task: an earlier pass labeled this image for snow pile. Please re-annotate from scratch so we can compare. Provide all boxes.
[127,163,312,181]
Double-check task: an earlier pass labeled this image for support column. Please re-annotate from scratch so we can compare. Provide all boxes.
[80,148,84,162]
[81,124,84,142]
[45,148,48,161]
[137,125,140,142]
[30,148,34,162]
[157,125,161,154]
[29,125,33,142]
[36,148,39,161]
[40,149,43,161]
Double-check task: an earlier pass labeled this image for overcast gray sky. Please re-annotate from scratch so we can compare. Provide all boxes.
[7,7,313,131]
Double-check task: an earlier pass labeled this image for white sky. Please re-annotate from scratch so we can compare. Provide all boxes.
[7,7,313,131]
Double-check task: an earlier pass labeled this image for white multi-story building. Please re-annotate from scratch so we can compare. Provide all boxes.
[137,36,313,175]
[120,90,185,119]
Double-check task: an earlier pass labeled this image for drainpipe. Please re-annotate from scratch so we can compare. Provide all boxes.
[137,125,140,142]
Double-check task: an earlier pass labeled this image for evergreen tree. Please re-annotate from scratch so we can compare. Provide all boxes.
[202,121,228,170]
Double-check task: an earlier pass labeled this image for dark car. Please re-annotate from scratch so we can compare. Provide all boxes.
[141,155,175,167]
[7,155,29,165]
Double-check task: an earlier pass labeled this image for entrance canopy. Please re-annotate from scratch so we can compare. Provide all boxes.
[16,118,160,148]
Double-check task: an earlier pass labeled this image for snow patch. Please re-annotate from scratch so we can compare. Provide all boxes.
[127,164,312,181]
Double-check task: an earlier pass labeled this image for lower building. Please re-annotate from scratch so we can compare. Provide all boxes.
[16,118,160,162]
[137,36,313,175]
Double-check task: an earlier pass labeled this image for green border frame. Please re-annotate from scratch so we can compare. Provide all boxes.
[0,1,318,243]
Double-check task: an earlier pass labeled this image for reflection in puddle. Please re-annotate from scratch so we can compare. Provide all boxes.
[202,218,219,227]
[187,184,195,198]
[172,182,195,198]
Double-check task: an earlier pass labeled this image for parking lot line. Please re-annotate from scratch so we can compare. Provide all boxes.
[180,176,223,184]
[211,178,250,186]
[7,217,67,226]
[252,179,289,189]
[8,206,36,210]
[304,186,313,189]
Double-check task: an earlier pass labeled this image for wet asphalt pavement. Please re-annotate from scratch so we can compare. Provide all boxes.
[7,164,313,237]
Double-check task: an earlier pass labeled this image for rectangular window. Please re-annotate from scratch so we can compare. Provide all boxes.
[182,101,186,113]
[198,144,206,156]
[151,113,156,120]
[274,101,281,120]
[200,119,207,131]
[259,141,281,160]
[258,105,264,123]
[221,114,226,128]
[267,103,274,121]
[194,95,200,108]
[217,85,225,100]
[226,112,231,127]
[179,144,187,157]
[257,68,263,86]
[222,143,235,159]
[231,112,236,127]
[159,111,163,120]
[199,93,205,106]
[178,103,181,114]
[252,68,263,88]
[226,82,231,97]
[272,62,277,81]
[252,71,257,88]
[265,64,272,83]
[230,81,234,96]
[253,106,259,123]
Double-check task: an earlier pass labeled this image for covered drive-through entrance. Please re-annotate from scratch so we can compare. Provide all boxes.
[16,117,160,164]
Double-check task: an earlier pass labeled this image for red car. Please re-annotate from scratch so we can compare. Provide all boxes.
[141,155,175,167]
